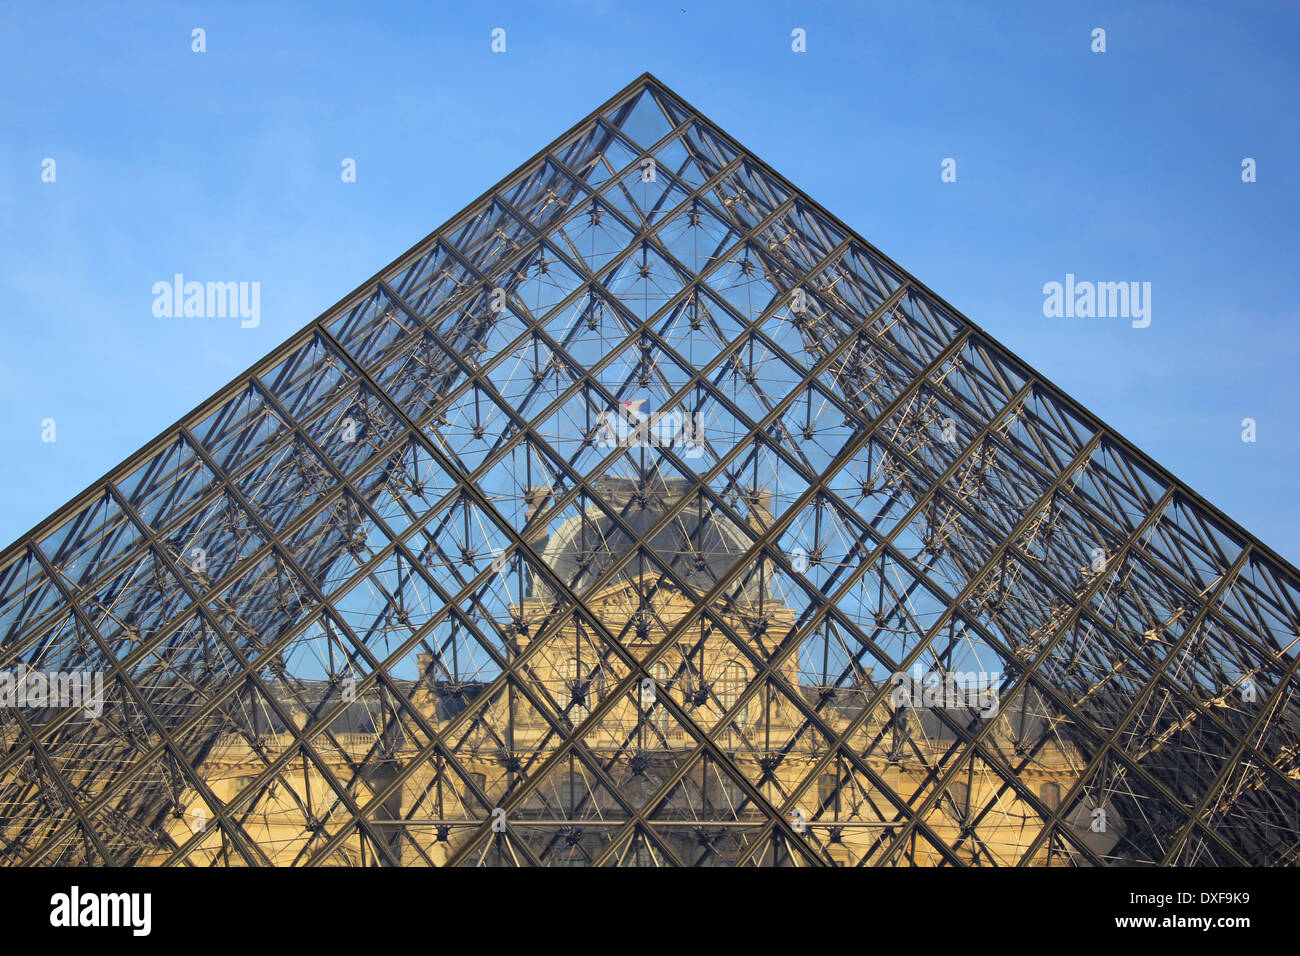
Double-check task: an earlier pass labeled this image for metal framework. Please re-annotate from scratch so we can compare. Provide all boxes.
[1,74,1297,867]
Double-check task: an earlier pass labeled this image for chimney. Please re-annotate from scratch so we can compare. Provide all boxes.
[524,486,552,522]
[748,488,772,530]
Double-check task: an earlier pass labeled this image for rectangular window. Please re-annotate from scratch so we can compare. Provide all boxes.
[462,772,487,809]
[1040,782,1061,812]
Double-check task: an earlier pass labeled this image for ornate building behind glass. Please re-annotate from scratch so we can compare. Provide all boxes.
[2,76,1297,867]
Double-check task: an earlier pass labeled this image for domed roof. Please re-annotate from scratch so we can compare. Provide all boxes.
[528,476,767,603]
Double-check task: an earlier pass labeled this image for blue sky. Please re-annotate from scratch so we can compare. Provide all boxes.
[1,0,1298,566]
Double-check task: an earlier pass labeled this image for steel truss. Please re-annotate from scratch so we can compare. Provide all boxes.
[1,74,1297,867]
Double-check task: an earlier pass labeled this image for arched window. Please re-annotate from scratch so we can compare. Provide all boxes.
[716,660,750,727]
[562,657,592,722]
[649,661,671,734]
[1040,782,1061,812]
[818,773,841,816]
[950,782,969,820]
[679,658,702,707]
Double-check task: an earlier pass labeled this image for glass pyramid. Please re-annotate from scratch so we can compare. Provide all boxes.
[2,74,1297,867]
